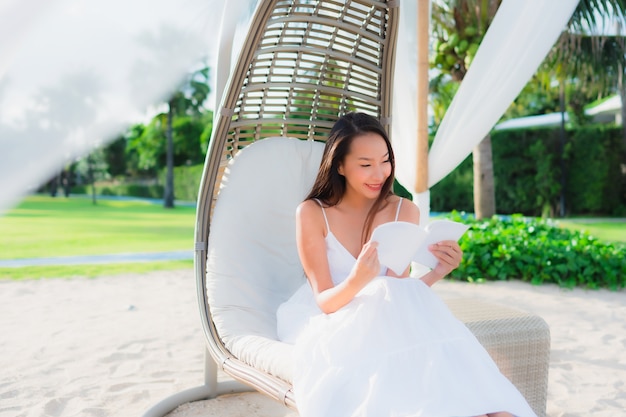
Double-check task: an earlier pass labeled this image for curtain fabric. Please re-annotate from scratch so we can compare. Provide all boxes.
[0,0,221,214]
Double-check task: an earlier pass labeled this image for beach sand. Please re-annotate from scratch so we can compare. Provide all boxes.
[1,270,624,417]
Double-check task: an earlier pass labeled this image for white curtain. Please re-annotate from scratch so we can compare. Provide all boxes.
[212,0,259,111]
[391,0,419,202]
[393,0,580,218]
[0,0,228,214]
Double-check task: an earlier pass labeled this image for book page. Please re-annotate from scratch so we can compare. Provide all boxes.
[370,219,469,274]
[411,220,469,269]
[370,221,426,275]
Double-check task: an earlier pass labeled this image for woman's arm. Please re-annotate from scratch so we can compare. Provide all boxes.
[296,200,380,314]
[419,240,463,286]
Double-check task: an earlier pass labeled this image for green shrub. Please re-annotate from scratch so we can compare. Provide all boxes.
[430,155,474,213]
[71,183,163,199]
[445,211,626,290]
[173,164,204,202]
[432,124,626,216]
[565,125,625,215]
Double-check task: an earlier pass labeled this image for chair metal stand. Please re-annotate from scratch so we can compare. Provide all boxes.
[141,348,253,417]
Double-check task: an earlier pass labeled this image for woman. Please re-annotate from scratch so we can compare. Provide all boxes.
[276,112,536,417]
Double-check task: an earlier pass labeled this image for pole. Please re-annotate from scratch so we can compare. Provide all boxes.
[416,0,430,194]
[558,78,566,217]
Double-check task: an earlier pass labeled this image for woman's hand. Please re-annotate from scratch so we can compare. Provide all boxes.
[428,240,463,277]
[348,241,380,288]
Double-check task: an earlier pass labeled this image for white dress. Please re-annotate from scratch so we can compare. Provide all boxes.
[276,200,537,417]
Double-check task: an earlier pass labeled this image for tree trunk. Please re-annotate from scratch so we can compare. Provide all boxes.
[88,156,97,205]
[472,134,495,219]
[164,100,175,209]
[49,174,59,197]
[619,64,626,156]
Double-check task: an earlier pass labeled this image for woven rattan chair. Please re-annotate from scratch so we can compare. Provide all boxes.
[142,1,550,416]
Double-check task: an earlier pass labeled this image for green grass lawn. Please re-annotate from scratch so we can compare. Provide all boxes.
[2,260,193,280]
[0,195,196,279]
[2,196,623,280]
[558,220,626,244]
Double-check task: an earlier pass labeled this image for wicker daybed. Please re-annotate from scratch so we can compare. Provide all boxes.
[142,1,550,416]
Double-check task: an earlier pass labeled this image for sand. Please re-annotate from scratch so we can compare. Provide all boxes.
[1,270,624,417]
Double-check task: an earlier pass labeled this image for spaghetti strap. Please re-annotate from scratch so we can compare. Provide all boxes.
[313,198,330,234]
[394,198,403,221]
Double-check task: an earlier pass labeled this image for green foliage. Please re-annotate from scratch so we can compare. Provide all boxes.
[103,136,127,176]
[123,111,212,174]
[73,163,204,203]
[432,124,626,216]
[565,125,625,215]
[530,140,561,217]
[430,155,474,212]
[72,183,164,199]
[430,0,497,81]
[502,74,561,120]
[172,115,210,165]
[169,65,211,117]
[446,212,626,290]
[429,74,459,131]
[126,116,167,172]
[489,127,563,216]
[393,179,413,201]
[159,164,204,202]
[0,260,193,280]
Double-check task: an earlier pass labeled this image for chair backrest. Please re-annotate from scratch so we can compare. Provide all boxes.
[193,0,399,385]
[206,137,324,347]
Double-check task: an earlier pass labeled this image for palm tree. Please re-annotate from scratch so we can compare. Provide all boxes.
[548,22,626,141]
[163,65,211,208]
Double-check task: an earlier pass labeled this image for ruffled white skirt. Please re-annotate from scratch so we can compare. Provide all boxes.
[277,276,537,417]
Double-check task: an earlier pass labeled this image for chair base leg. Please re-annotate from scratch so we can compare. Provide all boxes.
[141,380,253,417]
[141,348,253,417]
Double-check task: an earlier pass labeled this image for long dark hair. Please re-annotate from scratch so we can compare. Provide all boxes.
[306,112,396,244]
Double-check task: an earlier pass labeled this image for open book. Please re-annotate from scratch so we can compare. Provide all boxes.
[370,220,469,274]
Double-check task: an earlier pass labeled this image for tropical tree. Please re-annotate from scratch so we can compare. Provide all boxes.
[162,64,211,208]
[121,64,212,207]
[531,5,626,215]
[548,24,626,139]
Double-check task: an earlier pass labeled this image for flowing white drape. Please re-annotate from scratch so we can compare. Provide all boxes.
[393,0,579,217]
[212,0,259,111]
[0,0,224,214]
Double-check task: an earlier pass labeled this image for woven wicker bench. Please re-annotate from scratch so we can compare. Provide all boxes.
[445,298,551,417]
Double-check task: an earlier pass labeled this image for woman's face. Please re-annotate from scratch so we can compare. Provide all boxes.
[338,132,391,200]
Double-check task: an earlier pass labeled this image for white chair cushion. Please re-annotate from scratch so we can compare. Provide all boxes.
[206,136,324,381]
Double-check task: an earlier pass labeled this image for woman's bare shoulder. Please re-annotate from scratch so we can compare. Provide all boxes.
[296,199,327,232]
[392,196,420,224]
[297,199,321,216]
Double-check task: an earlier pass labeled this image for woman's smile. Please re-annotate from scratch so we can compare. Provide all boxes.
[365,183,383,192]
